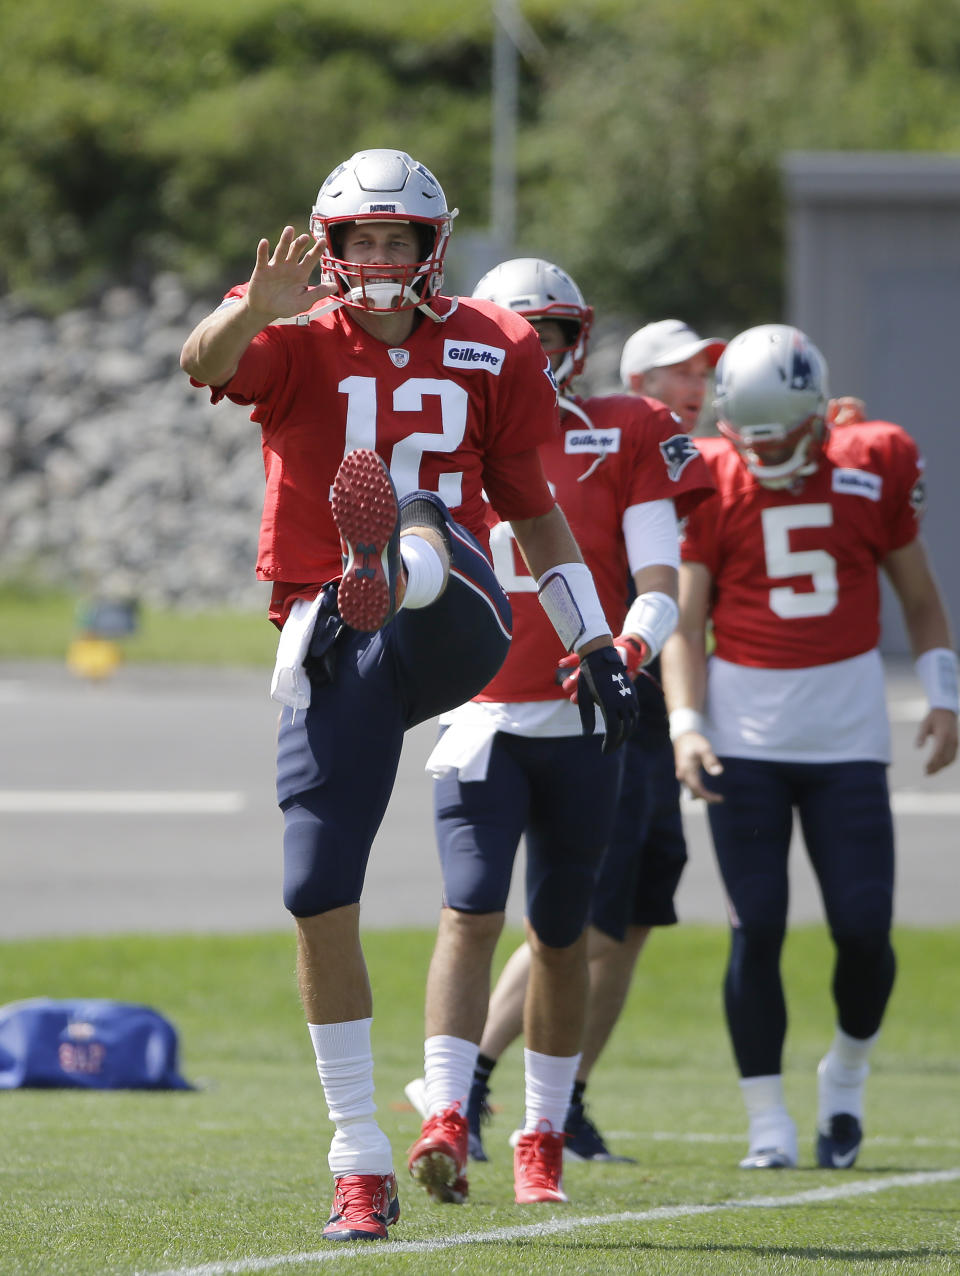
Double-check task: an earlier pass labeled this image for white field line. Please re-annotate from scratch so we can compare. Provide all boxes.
[5,787,954,817]
[138,1167,960,1276]
[0,791,245,814]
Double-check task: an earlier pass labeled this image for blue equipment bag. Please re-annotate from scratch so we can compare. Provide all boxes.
[0,998,194,1090]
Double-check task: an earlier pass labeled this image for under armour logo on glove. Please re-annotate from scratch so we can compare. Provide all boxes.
[558,640,666,736]
[573,645,640,754]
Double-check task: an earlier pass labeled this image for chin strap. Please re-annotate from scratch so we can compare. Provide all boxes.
[418,295,458,323]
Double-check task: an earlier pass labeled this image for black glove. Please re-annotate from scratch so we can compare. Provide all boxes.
[633,666,668,729]
[575,645,640,754]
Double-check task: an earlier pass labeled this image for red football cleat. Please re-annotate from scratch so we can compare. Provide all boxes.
[332,449,403,632]
[407,1103,469,1203]
[322,1171,400,1241]
[514,1121,568,1203]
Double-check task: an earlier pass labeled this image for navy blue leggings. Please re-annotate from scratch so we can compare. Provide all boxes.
[707,756,896,1076]
[434,731,623,948]
[278,512,512,918]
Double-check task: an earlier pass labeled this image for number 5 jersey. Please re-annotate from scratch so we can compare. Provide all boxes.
[682,421,926,762]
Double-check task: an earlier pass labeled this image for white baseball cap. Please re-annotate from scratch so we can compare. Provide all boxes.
[620,319,726,387]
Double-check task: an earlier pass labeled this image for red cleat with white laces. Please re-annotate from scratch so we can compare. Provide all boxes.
[322,1171,400,1241]
[332,449,403,632]
[407,1103,469,1203]
[514,1121,568,1203]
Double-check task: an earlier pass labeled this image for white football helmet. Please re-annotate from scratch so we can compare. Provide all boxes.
[310,150,457,314]
[714,324,829,488]
[471,257,594,389]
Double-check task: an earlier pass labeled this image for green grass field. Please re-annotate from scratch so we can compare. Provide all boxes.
[0,583,275,667]
[2,925,957,1275]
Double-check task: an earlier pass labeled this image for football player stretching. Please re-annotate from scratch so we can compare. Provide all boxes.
[180,154,638,1240]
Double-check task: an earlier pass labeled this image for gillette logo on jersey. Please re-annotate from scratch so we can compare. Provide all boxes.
[564,428,621,454]
[443,340,505,374]
[832,468,883,501]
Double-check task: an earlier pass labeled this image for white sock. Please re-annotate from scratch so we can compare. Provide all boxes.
[400,534,445,609]
[423,1034,478,1117]
[308,1019,392,1176]
[740,1074,797,1158]
[818,1027,877,1127]
[523,1048,581,1134]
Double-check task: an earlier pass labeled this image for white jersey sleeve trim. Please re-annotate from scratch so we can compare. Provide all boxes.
[622,500,680,573]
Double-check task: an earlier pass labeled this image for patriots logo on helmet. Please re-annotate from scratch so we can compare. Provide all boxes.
[790,336,817,390]
[659,433,698,481]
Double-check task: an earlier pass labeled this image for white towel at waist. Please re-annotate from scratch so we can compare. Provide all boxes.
[425,701,502,782]
[424,697,587,782]
[270,594,324,710]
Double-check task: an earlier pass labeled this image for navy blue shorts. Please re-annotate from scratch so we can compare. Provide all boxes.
[589,733,687,940]
[706,757,895,936]
[278,513,512,918]
[433,731,624,948]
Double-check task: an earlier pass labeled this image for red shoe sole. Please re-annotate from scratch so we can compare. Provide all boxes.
[408,1148,467,1203]
[332,450,400,632]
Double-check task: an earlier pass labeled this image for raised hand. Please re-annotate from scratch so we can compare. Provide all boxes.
[246,226,336,323]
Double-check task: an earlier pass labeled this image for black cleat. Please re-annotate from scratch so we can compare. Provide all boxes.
[564,1097,637,1164]
[465,1074,492,1162]
[816,1113,863,1169]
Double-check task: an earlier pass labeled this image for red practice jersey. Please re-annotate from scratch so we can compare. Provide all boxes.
[478,393,715,702]
[196,293,559,624]
[683,422,925,668]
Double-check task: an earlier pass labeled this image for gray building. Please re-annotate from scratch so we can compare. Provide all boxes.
[782,151,960,654]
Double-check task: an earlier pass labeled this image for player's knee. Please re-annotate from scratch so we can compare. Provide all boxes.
[282,806,360,916]
[729,922,786,970]
[283,875,358,918]
[723,871,788,931]
[832,926,893,965]
[829,883,893,937]
[527,867,594,948]
[440,905,505,944]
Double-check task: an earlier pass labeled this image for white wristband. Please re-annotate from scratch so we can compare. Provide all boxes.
[623,591,679,662]
[668,707,707,741]
[915,647,960,713]
[537,562,609,653]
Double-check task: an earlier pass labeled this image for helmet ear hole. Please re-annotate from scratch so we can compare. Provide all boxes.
[471,258,593,389]
[326,225,345,260]
[414,224,436,262]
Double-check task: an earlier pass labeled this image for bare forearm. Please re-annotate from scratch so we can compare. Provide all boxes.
[662,562,711,711]
[509,503,582,578]
[661,628,708,713]
[902,593,954,659]
[884,539,956,659]
[179,297,271,386]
